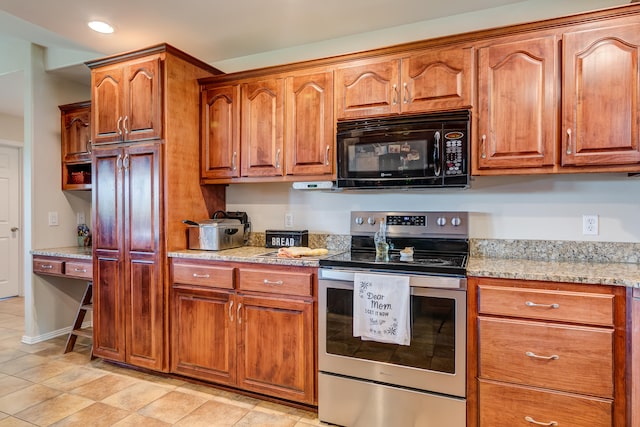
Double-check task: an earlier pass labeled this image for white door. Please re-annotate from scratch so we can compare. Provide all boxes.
[0,144,21,298]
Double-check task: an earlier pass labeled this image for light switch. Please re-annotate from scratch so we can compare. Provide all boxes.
[48,211,59,226]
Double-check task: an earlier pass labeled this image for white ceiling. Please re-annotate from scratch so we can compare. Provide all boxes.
[0,0,632,119]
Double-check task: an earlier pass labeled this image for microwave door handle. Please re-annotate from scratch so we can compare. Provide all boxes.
[433,132,441,176]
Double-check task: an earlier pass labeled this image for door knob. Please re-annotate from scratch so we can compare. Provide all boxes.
[10,227,19,232]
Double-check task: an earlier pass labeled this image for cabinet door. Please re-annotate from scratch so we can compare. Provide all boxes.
[171,287,236,384]
[240,78,284,177]
[479,380,612,427]
[335,58,400,119]
[563,22,640,167]
[92,65,125,144]
[201,85,241,179]
[123,57,163,142]
[61,104,91,163]
[123,143,164,370]
[476,35,558,171]
[92,146,126,361]
[285,71,334,176]
[236,293,315,404]
[401,46,473,114]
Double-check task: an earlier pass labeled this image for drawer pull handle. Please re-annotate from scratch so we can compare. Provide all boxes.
[237,303,243,324]
[40,264,54,269]
[263,279,284,286]
[73,268,87,273]
[525,301,559,309]
[192,273,210,279]
[525,351,559,361]
[525,416,558,426]
[228,300,234,322]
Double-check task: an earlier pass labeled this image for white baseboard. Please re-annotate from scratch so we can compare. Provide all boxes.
[21,321,92,345]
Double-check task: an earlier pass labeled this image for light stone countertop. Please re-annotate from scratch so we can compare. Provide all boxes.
[467,256,640,288]
[31,246,92,259]
[168,246,344,267]
[32,239,640,288]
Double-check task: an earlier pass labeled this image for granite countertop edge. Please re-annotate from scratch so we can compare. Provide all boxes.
[467,257,640,288]
[31,242,640,288]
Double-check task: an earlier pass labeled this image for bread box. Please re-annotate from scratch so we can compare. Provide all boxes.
[183,218,244,251]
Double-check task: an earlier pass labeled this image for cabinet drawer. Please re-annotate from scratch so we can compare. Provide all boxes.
[65,261,92,279]
[478,284,614,326]
[172,262,235,289]
[479,317,613,397]
[238,268,312,297]
[479,380,612,427]
[33,258,64,275]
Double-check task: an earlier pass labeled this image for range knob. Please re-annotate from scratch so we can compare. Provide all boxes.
[367,217,376,226]
[436,217,447,226]
[354,216,364,225]
[451,217,462,226]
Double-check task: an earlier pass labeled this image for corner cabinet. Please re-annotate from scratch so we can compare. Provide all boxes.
[200,67,334,183]
[467,277,629,427]
[334,46,473,119]
[170,259,316,405]
[59,101,92,190]
[87,44,226,372]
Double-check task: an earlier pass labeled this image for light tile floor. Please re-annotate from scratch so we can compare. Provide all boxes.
[0,297,323,426]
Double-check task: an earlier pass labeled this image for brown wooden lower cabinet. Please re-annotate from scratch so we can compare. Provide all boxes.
[170,259,316,405]
[479,379,612,427]
[467,277,629,427]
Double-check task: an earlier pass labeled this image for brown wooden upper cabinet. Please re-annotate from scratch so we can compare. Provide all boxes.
[562,20,640,168]
[90,56,162,144]
[201,84,241,179]
[59,101,92,190]
[475,16,640,174]
[335,46,473,119]
[200,67,334,182]
[476,34,559,172]
[241,77,285,177]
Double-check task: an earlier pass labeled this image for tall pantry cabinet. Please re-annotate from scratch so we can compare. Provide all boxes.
[86,44,225,371]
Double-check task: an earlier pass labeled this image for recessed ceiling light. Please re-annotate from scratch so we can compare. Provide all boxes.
[88,20,114,34]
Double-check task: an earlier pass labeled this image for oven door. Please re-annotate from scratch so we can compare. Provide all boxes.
[319,268,466,398]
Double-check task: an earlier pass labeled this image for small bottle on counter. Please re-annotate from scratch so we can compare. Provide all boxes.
[374,218,389,262]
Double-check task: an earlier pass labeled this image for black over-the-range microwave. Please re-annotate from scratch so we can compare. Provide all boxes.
[336,111,470,190]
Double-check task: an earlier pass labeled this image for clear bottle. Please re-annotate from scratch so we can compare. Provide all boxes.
[374,218,389,262]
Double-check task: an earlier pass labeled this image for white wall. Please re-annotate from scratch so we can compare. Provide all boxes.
[22,44,91,341]
[226,174,640,243]
[212,0,627,72]
[0,113,23,141]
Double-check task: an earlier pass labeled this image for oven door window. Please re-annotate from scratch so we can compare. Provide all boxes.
[325,287,456,374]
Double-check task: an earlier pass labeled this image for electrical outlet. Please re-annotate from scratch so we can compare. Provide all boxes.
[285,213,294,228]
[582,214,598,235]
[76,212,86,225]
[48,211,59,227]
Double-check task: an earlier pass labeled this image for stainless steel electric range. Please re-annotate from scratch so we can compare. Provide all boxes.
[318,211,468,427]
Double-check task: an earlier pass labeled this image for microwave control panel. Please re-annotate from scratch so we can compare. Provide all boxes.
[443,131,465,175]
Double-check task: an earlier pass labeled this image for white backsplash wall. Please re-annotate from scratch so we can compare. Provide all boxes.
[226,173,640,243]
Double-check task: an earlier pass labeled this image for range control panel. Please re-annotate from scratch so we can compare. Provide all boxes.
[351,211,468,238]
